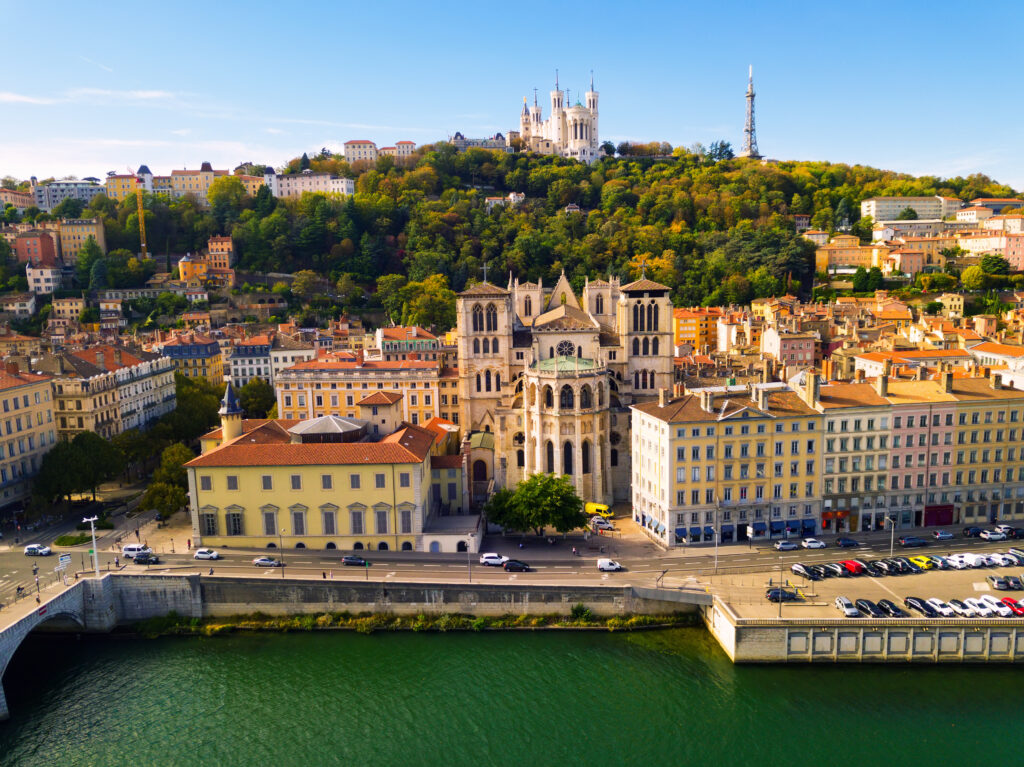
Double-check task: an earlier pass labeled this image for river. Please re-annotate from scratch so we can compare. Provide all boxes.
[0,629,1016,765]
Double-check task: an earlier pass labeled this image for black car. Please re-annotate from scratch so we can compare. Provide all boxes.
[1010,529,1024,540]
[896,557,922,574]
[1006,576,1024,590]
[806,564,827,580]
[791,563,819,581]
[342,555,368,566]
[904,596,938,617]
[854,598,885,618]
[899,536,928,548]
[873,559,894,575]
[134,552,160,565]
[861,561,885,577]
[963,526,983,538]
[503,559,530,572]
[765,588,800,603]
[882,558,907,574]
[822,563,847,577]
[836,537,859,548]
[877,599,909,618]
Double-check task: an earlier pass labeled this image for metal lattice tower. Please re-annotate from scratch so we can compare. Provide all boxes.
[740,65,761,159]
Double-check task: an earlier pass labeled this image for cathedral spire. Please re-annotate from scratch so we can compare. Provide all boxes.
[555,68,559,90]
[590,69,594,91]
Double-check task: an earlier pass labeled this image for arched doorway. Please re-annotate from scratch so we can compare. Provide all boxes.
[473,460,487,482]
[401,541,413,551]
[377,542,389,551]
[353,542,364,550]
[456,540,468,552]
[295,542,305,549]
[325,542,337,550]
[429,541,442,553]
[266,543,277,548]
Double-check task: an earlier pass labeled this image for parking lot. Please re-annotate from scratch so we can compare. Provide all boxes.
[710,548,1024,620]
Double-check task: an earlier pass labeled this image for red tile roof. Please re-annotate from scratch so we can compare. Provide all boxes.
[431,454,463,469]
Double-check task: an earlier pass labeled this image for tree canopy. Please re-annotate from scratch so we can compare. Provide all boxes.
[483,473,587,536]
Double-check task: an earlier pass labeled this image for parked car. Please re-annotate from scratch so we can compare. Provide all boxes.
[122,544,152,559]
[980,594,1014,617]
[503,559,530,572]
[134,552,160,566]
[981,530,1007,541]
[1001,597,1024,616]
[1008,529,1024,540]
[806,565,828,580]
[801,538,826,549]
[861,561,884,578]
[479,553,509,566]
[590,517,614,532]
[945,554,971,570]
[836,537,859,548]
[877,599,908,618]
[585,502,614,518]
[990,553,1017,567]
[597,558,624,572]
[899,536,928,548]
[834,596,860,617]
[925,598,955,617]
[995,524,1015,535]
[790,563,819,580]
[908,555,934,570]
[341,555,367,566]
[933,530,954,541]
[965,597,995,618]
[873,560,895,575]
[1009,548,1024,560]
[895,557,922,574]
[948,599,977,618]
[193,548,220,560]
[766,588,800,603]
[252,556,283,567]
[1003,553,1024,566]
[963,527,984,538]
[1005,575,1024,590]
[774,540,798,551]
[839,560,864,575]
[23,544,51,556]
[904,597,938,617]
[987,575,1009,590]
[926,555,951,570]
[822,563,847,577]
[854,598,885,618]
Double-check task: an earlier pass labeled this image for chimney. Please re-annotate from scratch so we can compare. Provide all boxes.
[700,390,714,413]
[875,373,889,398]
[804,370,820,406]
[114,348,123,366]
[4,361,18,376]
[915,366,926,381]
[854,369,865,382]
[658,388,667,407]
[941,370,953,393]
[992,372,1003,390]
[95,350,105,369]
[761,359,772,384]
[882,358,892,377]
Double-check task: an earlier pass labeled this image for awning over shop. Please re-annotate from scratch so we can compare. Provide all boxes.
[801,518,816,531]
[769,520,785,532]
[753,521,767,532]
[721,525,735,533]
[675,527,687,539]
[690,527,702,539]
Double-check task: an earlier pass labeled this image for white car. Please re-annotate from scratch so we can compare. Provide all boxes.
[590,517,614,531]
[949,599,977,618]
[774,540,798,551]
[834,596,860,617]
[926,598,955,617]
[965,597,995,618]
[991,553,1016,567]
[981,530,1007,541]
[193,548,220,560]
[801,538,826,549]
[478,553,509,566]
[24,544,51,556]
[963,553,989,568]
[995,525,1015,535]
[597,558,623,571]
[980,594,1013,617]
[945,554,971,570]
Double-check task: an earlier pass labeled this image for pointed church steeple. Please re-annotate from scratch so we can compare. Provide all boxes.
[545,270,579,311]
[219,381,244,442]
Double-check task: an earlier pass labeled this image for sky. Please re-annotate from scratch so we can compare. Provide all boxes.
[1,0,1022,189]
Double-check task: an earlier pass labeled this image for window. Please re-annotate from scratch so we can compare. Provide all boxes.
[322,474,332,490]
[200,513,217,536]
[200,476,212,491]
[291,475,301,490]
[292,509,306,536]
[350,510,364,535]
[226,512,244,536]
[400,472,410,488]
[400,510,412,534]
[351,474,360,489]
[322,510,337,535]
[261,475,273,491]
[227,475,238,491]
[375,473,386,489]
[262,510,277,536]
[375,509,389,534]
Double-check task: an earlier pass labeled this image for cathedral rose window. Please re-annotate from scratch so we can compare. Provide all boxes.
[556,340,575,357]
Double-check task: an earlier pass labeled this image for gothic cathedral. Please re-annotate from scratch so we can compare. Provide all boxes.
[456,272,672,505]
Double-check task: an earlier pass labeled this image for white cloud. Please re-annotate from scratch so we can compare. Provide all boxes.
[170,129,191,136]
[265,128,285,135]
[0,91,56,105]
[67,88,178,102]
[78,56,114,73]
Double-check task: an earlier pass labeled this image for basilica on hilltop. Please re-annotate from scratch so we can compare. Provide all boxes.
[456,271,672,505]
[514,72,600,164]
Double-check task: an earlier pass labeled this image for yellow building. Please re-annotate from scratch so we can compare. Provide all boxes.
[815,234,890,275]
[672,308,720,351]
[0,362,56,510]
[235,175,265,197]
[276,354,460,426]
[33,352,121,440]
[178,254,209,283]
[631,384,823,546]
[59,218,106,262]
[187,385,437,551]
[104,174,140,202]
[171,162,228,205]
[156,332,224,383]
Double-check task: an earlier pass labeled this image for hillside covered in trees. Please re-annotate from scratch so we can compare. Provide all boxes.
[8,147,1019,328]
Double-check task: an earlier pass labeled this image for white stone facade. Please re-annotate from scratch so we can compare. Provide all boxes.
[518,75,600,163]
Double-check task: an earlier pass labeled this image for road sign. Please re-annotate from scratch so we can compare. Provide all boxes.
[746,525,755,539]
[59,554,71,565]
[54,564,66,572]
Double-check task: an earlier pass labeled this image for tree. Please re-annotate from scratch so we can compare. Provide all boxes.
[508,473,586,536]
[164,373,222,442]
[923,301,944,315]
[896,206,919,220]
[707,140,734,161]
[723,274,751,304]
[851,266,869,293]
[867,266,884,291]
[153,443,195,488]
[89,257,108,290]
[300,152,311,170]
[600,141,615,157]
[71,431,124,500]
[51,196,85,219]
[961,265,987,292]
[75,236,103,285]
[335,273,363,307]
[482,488,523,531]
[33,441,83,502]
[141,481,187,520]
[207,175,247,227]
[238,376,275,418]
[402,273,457,330]
[291,269,320,302]
[376,274,408,322]
[981,254,1010,275]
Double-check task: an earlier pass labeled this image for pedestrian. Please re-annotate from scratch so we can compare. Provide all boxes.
[134,528,139,541]
[115,556,119,568]
[187,539,191,550]
[209,568,214,575]
[329,570,333,579]
[572,547,577,557]
[322,571,326,579]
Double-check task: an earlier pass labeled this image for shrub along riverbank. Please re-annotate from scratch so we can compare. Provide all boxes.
[133,607,699,637]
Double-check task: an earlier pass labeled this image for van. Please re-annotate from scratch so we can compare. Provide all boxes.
[585,503,613,519]
[122,543,152,559]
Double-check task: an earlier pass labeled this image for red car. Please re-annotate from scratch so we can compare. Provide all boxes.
[1000,597,1024,616]
[839,560,864,575]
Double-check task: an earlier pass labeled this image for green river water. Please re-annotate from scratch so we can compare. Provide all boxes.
[0,628,1017,766]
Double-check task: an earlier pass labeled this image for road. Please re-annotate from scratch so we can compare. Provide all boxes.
[2,532,1020,604]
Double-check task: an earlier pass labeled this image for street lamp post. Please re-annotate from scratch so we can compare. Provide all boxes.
[887,514,897,558]
[279,528,285,578]
[83,516,100,577]
[467,533,475,583]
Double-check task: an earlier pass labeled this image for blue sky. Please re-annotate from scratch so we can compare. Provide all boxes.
[1,0,1022,189]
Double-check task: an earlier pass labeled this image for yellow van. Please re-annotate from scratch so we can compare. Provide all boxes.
[585,502,613,519]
